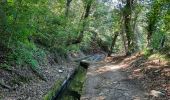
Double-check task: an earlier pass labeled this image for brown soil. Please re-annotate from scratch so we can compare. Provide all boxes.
[122,53,170,100]
[0,52,80,100]
[81,53,170,100]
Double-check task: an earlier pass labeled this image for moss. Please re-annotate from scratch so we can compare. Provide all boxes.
[69,67,86,92]
[43,66,87,100]
[43,79,63,100]
[61,66,87,100]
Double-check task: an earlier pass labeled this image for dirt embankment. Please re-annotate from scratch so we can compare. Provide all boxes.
[120,53,170,100]
[0,51,85,100]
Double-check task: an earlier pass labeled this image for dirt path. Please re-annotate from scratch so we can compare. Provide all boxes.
[81,60,147,100]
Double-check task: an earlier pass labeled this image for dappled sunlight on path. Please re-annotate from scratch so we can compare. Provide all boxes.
[81,55,147,100]
[89,63,128,75]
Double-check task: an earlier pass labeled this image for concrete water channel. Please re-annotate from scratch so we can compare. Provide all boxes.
[43,63,87,100]
[43,54,105,100]
[43,57,96,99]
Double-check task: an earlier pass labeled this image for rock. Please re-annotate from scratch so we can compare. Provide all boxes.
[27,97,31,100]
[99,92,104,96]
[123,92,129,96]
[58,70,63,73]
[150,90,165,97]
[133,68,142,74]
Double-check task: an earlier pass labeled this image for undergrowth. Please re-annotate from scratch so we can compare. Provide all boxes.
[8,42,45,71]
[142,46,170,62]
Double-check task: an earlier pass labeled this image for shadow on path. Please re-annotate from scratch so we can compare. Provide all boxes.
[81,56,147,100]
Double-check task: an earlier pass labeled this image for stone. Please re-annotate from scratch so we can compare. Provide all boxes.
[150,90,165,97]
[58,70,63,73]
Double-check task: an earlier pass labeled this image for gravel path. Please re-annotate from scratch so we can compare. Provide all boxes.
[81,61,147,100]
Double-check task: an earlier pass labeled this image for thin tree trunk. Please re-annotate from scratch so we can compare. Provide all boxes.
[146,1,162,48]
[147,24,153,47]
[132,6,141,50]
[0,1,7,33]
[67,0,93,45]
[160,35,166,49]
[120,13,128,55]
[108,32,119,56]
[65,0,72,17]
[76,0,92,42]
[121,26,128,55]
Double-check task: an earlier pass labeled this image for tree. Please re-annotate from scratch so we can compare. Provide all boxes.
[67,0,93,45]
[122,0,136,53]
[146,0,161,47]
[108,32,119,56]
[146,0,170,50]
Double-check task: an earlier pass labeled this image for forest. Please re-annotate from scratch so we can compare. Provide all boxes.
[0,0,170,100]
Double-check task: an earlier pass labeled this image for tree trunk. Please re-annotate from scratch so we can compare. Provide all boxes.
[108,32,119,56]
[146,1,162,48]
[121,26,128,55]
[123,0,135,53]
[132,6,141,51]
[67,0,93,45]
[160,35,166,49]
[147,31,152,47]
[0,1,7,33]
[119,13,128,55]
[65,0,72,17]
[76,0,92,42]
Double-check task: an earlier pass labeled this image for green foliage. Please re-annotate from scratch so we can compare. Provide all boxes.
[143,48,153,57]
[151,31,164,49]
[80,32,93,51]
[8,42,45,71]
[0,0,86,71]
[0,63,11,70]
[145,0,170,50]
